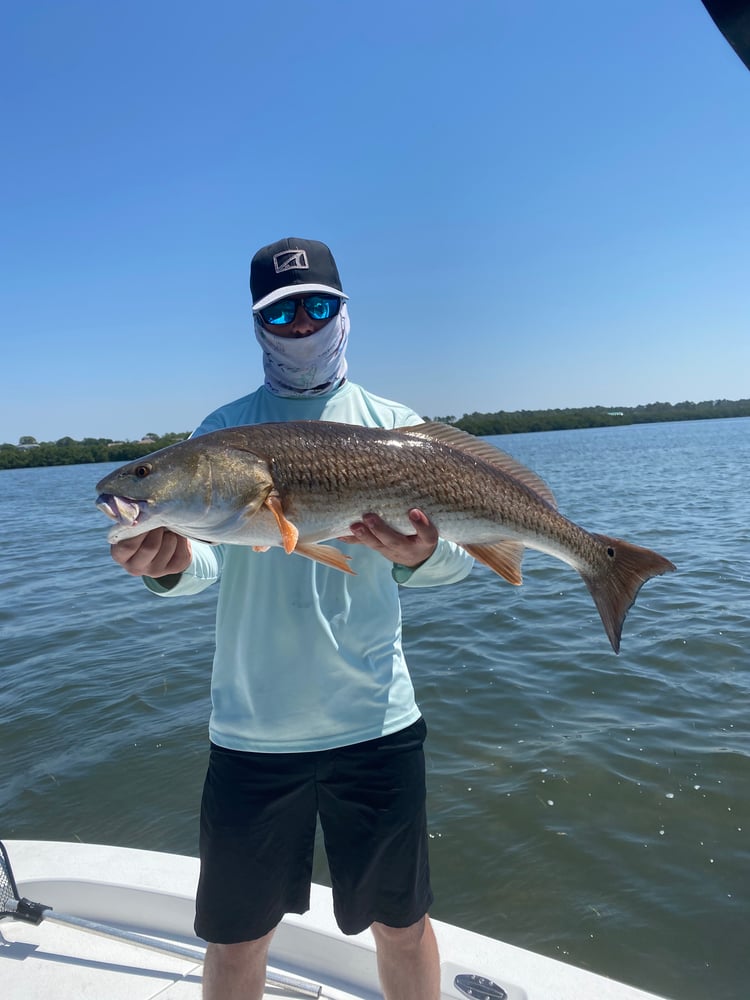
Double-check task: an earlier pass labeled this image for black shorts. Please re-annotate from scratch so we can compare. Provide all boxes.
[194,717,432,942]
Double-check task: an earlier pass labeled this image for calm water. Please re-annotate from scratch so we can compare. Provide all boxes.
[1,418,748,999]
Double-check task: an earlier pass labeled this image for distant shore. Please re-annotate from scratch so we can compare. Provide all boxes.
[2,398,748,470]
[434,397,750,437]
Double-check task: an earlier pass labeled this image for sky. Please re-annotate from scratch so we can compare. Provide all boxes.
[2,0,749,444]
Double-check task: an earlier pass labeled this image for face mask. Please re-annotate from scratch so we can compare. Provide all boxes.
[254,302,350,396]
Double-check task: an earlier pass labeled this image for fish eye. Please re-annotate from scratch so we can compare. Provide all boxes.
[134,464,152,478]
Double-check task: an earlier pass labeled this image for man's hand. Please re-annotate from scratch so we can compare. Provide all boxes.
[339,509,438,568]
[110,527,192,578]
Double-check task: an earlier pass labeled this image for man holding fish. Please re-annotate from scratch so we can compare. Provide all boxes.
[109,238,475,1000]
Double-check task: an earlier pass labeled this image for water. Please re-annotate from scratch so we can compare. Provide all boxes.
[1,418,748,999]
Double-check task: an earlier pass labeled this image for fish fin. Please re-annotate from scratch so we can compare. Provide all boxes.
[462,541,525,585]
[252,545,271,552]
[294,542,356,575]
[398,422,557,509]
[582,534,676,654]
[262,492,299,554]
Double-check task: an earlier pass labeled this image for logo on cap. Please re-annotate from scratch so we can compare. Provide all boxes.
[273,250,309,274]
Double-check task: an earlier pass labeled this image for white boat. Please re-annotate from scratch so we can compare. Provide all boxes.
[1,839,670,1000]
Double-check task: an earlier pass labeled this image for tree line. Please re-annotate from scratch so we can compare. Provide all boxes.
[433,397,750,437]
[0,432,189,470]
[2,397,749,471]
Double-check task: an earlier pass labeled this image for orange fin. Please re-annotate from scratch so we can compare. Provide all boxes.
[252,545,271,552]
[294,542,355,575]
[463,540,525,585]
[262,492,299,554]
[398,421,557,509]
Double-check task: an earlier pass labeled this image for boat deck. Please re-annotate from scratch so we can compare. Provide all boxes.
[1,841,669,1000]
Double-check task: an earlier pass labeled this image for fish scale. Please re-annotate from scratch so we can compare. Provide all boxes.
[270,429,542,533]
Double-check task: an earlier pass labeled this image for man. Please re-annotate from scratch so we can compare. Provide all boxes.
[111,237,473,1000]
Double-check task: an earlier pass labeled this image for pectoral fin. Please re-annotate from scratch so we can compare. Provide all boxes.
[257,491,353,573]
[262,492,299,554]
[462,540,525,585]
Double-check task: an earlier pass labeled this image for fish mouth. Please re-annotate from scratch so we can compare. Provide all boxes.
[96,493,148,527]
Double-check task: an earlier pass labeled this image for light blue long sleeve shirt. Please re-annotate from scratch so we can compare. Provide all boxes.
[145,381,474,752]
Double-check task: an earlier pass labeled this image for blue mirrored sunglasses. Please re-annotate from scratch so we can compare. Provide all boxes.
[259,294,342,326]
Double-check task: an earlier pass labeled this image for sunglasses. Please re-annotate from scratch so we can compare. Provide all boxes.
[259,295,342,326]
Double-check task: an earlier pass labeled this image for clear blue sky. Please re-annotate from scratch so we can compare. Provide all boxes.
[2,0,748,444]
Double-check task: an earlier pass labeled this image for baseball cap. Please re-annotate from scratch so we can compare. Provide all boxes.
[250,237,348,312]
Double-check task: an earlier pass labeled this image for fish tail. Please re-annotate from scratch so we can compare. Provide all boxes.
[581,534,676,654]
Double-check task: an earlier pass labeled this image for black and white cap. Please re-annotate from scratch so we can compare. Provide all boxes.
[250,237,348,312]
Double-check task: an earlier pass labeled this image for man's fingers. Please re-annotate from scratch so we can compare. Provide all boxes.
[338,510,438,568]
[110,528,191,577]
[407,509,439,544]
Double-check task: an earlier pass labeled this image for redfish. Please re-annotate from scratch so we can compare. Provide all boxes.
[96,421,675,652]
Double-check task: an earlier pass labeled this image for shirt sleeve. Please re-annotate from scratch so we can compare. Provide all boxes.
[393,538,474,588]
[143,541,225,597]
